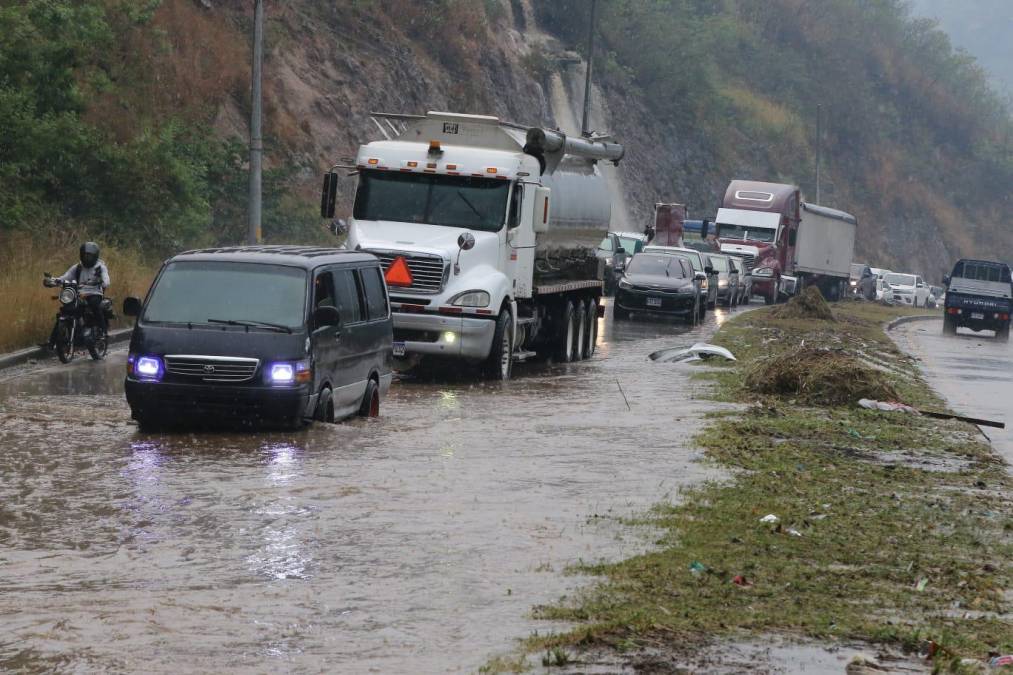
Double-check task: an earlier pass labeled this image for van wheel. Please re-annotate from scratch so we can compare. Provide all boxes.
[572,300,587,361]
[483,309,513,380]
[583,299,597,359]
[315,387,335,423]
[556,301,577,362]
[358,379,380,417]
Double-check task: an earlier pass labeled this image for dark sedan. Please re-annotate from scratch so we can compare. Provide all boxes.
[614,253,703,323]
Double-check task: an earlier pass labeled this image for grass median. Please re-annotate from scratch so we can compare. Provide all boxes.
[507,300,1013,671]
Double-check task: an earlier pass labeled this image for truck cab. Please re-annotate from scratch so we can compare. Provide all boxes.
[943,259,1012,341]
[711,180,800,304]
[322,112,623,379]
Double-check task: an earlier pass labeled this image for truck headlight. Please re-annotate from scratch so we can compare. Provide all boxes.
[449,290,490,307]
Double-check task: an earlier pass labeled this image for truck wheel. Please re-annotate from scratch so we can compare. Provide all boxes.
[997,324,1010,343]
[555,301,577,362]
[582,299,597,359]
[572,301,587,361]
[942,314,957,335]
[483,309,514,380]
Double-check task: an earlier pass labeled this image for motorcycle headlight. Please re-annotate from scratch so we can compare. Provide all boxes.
[449,290,490,307]
[59,287,77,304]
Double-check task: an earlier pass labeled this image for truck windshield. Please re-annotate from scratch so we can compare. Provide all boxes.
[717,224,775,242]
[143,262,307,329]
[885,273,916,286]
[354,170,510,232]
[628,254,688,278]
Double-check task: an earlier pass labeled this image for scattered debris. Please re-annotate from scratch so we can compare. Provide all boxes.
[914,578,928,592]
[786,528,803,537]
[649,342,736,363]
[689,561,707,575]
[859,399,919,414]
[745,347,898,405]
[846,654,890,673]
[771,286,836,321]
[991,655,1013,668]
[759,514,779,524]
[731,575,752,587]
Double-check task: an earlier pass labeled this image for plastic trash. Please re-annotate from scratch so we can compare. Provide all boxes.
[732,575,752,587]
[689,561,707,575]
[858,398,919,414]
[914,578,928,592]
[990,655,1013,668]
[759,514,779,524]
[786,528,803,537]
[649,342,737,363]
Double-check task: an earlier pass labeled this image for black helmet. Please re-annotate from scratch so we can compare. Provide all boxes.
[80,242,100,268]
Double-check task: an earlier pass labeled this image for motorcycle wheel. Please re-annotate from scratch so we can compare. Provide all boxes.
[56,322,74,363]
[88,327,108,360]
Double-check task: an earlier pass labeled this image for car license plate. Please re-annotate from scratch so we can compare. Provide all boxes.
[392,341,406,357]
[971,312,984,320]
[646,297,662,307]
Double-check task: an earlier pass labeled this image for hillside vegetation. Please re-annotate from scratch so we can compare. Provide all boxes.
[1,0,1011,349]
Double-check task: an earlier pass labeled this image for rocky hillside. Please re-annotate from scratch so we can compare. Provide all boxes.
[3,0,1011,281]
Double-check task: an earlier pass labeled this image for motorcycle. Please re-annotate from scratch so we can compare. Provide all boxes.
[44,273,113,363]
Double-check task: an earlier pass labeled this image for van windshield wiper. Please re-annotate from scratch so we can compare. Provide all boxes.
[207,318,292,334]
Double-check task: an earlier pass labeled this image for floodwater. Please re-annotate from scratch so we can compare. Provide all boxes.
[892,318,1012,468]
[0,303,744,673]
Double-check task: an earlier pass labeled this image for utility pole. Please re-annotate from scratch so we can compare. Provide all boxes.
[815,103,822,204]
[248,0,264,244]
[580,0,597,138]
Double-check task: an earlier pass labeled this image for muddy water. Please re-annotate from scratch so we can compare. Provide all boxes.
[0,304,744,673]
[892,318,1012,469]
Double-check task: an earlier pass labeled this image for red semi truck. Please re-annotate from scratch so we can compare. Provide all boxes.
[707,180,800,304]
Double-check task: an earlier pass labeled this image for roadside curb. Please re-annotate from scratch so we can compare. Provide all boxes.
[884,313,940,333]
[0,328,132,371]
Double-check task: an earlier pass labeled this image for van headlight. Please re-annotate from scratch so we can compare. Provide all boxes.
[618,278,633,290]
[268,359,311,385]
[449,290,490,307]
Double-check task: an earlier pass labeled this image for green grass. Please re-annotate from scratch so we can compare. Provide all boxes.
[490,302,1013,672]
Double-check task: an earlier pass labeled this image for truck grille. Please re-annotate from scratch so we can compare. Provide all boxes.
[371,251,447,293]
[732,254,756,271]
[164,355,260,383]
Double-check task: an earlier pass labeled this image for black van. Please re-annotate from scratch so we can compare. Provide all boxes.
[122,246,393,429]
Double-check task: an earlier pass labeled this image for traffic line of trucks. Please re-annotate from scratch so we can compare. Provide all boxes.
[321,111,862,380]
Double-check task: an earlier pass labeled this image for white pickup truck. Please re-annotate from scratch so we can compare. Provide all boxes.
[321,111,624,379]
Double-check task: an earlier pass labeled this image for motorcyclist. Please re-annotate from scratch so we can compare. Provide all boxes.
[44,242,111,343]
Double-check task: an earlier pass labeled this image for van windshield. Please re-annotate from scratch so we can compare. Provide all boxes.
[717,224,776,242]
[143,262,307,329]
[353,170,510,232]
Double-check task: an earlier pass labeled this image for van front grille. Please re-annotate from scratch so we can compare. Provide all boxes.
[370,251,447,293]
[164,355,260,383]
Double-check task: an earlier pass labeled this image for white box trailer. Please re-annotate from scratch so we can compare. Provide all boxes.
[794,202,857,301]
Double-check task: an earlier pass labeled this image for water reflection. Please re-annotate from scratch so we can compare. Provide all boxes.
[248,442,311,581]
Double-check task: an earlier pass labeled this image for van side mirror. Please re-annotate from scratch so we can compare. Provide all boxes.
[320,172,339,219]
[313,305,341,329]
[788,229,797,246]
[123,297,142,317]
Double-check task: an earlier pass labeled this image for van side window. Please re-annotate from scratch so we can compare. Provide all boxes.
[314,272,335,308]
[332,269,362,324]
[360,266,389,320]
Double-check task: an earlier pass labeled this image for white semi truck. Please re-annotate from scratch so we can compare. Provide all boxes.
[321,111,624,380]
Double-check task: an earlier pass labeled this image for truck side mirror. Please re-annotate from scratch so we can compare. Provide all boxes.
[788,229,797,246]
[532,186,551,234]
[123,297,142,317]
[320,172,339,219]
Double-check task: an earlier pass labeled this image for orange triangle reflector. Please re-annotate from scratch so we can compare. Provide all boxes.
[385,256,413,287]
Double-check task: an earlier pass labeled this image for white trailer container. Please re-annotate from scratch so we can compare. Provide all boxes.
[794,202,857,301]
[321,111,624,380]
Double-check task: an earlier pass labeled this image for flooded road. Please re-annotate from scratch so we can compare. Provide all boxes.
[893,318,1013,468]
[0,303,745,673]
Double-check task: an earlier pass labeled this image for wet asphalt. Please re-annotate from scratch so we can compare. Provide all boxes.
[892,317,1013,469]
[0,301,748,673]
